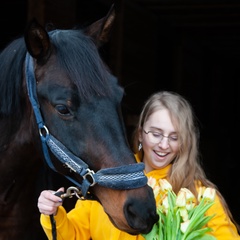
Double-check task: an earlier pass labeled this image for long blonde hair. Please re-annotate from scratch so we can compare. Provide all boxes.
[132,91,239,230]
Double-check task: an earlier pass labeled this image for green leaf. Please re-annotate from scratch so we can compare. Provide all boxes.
[182,201,215,238]
[142,222,159,240]
[185,228,216,240]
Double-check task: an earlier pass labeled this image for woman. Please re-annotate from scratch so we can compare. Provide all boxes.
[38,91,240,239]
[132,91,239,239]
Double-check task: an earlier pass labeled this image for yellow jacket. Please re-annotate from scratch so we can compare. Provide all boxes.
[40,162,240,239]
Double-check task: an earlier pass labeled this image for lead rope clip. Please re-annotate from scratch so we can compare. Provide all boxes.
[51,186,82,240]
[54,186,82,199]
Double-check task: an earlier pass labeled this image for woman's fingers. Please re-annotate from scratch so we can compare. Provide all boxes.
[37,189,64,215]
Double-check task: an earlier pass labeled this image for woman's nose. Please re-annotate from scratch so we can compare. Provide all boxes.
[158,137,169,148]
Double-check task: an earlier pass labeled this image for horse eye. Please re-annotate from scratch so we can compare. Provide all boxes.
[55,105,70,115]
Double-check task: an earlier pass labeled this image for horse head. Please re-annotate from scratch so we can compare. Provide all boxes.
[23,7,158,235]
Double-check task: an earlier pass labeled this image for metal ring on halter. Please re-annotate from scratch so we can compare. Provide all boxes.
[83,169,96,186]
[39,125,49,138]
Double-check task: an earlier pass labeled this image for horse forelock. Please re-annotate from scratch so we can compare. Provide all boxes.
[49,29,123,102]
[0,37,27,116]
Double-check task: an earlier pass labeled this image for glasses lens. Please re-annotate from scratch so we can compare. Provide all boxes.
[148,132,162,144]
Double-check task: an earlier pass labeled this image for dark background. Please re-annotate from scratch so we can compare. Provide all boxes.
[1,0,239,225]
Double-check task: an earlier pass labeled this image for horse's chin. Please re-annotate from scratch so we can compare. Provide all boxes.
[106,213,141,235]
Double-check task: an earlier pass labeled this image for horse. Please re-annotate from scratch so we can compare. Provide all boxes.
[0,6,158,240]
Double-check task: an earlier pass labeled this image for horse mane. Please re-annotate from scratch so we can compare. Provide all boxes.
[0,37,27,116]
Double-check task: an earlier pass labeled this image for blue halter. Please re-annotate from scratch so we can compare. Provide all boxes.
[24,53,147,198]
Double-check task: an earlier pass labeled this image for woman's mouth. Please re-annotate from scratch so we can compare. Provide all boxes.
[154,151,169,158]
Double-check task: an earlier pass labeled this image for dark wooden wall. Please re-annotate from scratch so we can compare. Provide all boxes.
[113,0,240,225]
[0,0,27,49]
[0,0,113,50]
[1,0,239,228]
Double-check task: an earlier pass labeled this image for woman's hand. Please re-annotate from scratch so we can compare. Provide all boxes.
[38,187,64,216]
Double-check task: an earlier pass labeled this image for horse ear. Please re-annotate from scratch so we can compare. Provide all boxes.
[84,4,115,48]
[24,18,52,64]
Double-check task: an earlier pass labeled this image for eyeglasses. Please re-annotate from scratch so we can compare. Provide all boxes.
[143,129,179,145]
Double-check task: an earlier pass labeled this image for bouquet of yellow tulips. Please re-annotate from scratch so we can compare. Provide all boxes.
[143,177,217,240]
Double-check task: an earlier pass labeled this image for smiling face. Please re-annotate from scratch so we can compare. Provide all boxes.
[139,108,181,173]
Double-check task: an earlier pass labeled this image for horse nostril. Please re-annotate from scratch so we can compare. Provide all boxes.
[124,204,146,233]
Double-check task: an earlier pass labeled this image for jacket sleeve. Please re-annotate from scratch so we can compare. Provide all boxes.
[40,201,92,240]
[40,199,146,240]
[206,194,240,239]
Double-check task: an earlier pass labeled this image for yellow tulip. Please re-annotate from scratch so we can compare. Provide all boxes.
[176,189,186,207]
[203,187,216,202]
[179,208,189,222]
[147,177,162,201]
[183,188,196,210]
[197,186,205,202]
[147,176,157,189]
[161,194,169,214]
[159,179,172,192]
[180,219,190,233]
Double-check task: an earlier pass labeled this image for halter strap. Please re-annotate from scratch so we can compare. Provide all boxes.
[24,53,147,197]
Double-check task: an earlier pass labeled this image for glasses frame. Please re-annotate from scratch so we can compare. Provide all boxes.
[143,129,179,145]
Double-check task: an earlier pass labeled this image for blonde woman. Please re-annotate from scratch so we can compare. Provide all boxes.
[132,91,240,239]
